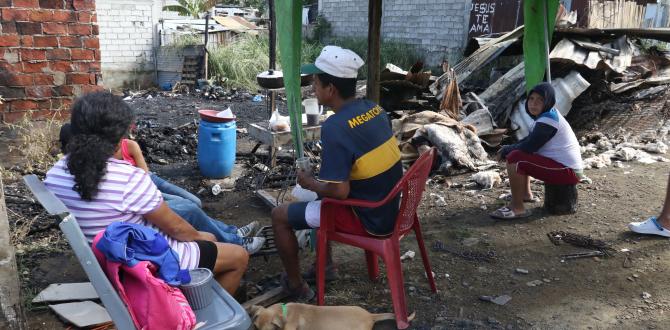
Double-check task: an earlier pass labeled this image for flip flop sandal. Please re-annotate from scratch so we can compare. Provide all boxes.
[501,194,541,203]
[490,206,532,220]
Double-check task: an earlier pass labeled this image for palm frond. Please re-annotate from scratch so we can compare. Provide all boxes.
[162,5,191,17]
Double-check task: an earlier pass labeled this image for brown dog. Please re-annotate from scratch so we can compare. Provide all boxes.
[249,303,414,330]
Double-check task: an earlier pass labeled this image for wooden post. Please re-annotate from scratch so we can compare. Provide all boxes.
[204,12,210,80]
[366,0,382,103]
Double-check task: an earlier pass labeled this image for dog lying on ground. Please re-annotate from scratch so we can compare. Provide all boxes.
[249,303,415,330]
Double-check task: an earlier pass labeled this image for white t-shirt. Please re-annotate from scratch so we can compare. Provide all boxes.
[533,109,583,170]
[45,157,200,270]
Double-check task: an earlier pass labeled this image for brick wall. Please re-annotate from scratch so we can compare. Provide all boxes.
[96,0,161,89]
[318,0,472,66]
[0,0,102,122]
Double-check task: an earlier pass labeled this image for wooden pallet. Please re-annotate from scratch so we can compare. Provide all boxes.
[181,55,202,87]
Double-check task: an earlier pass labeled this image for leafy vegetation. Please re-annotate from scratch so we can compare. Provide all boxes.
[163,0,217,18]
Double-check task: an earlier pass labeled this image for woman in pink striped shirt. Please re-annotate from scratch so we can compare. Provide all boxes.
[45,92,248,295]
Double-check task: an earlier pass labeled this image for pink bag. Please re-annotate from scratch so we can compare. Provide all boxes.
[92,232,197,330]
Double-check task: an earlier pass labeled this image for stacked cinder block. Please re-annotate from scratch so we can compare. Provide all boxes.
[0,0,102,122]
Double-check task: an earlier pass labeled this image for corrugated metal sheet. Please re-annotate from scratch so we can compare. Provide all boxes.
[158,71,182,88]
[156,47,184,72]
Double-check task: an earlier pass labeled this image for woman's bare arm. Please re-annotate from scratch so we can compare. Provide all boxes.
[127,140,150,173]
[143,202,215,242]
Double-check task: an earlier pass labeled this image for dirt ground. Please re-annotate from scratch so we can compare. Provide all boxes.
[3,93,670,329]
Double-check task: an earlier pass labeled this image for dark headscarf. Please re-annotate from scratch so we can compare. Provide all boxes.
[525,82,556,119]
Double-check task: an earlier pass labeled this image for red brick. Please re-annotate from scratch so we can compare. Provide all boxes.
[70,48,94,60]
[20,36,33,47]
[39,0,65,9]
[1,8,30,22]
[25,86,53,98]
[58,36,81,48]
[1,22,17,34]
[53,85,73,96]
[82,37,98,49]
[66,73,90,84]
[93,50,100,60]
[9,75,34,86]
[22,62,48,73]
[16,21,42,34]
[0,86,26,99]
[13,0,39,8]
[42,22,67,35]
[10,100,38,110]
[34,36,58,47]
[55,98,73,110]
[74,61,101,73]
[90,13,97,23]
[67,23,91,35]
[51,10,74,22]
[46,48,70,60]
[77,11,92,23]
[0,35,19,47]
[0,61,19,72]
[20,49,46,61]
[50,60,73,72]
[0,0,11,6]
[29,10,54,22]
[3,111,31,123]
[88,61,100,72]
[32,73,54,85]
[91,24,98,35]
[72,0,94,10]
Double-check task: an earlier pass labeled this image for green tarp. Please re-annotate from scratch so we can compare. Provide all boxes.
[523,0,559,91]
[276,0,304,157]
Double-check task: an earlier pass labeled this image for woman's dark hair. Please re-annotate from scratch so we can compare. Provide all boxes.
[59,123,72,154]
[316,73,357,99]
[66,92,134,200]
[525,82,556,118]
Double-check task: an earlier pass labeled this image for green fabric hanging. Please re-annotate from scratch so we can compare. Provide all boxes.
[523,0,559,92]
[275,0,304,157]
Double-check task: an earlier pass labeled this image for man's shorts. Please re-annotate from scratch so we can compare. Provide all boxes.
[506,150,579,185]
[287,201,369,235]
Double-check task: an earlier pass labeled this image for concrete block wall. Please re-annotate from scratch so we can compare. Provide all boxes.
[0,0,102,122]
[319,0,472,66]
[96,0,161,89]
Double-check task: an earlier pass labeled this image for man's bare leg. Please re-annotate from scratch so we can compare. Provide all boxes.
[657,174,670,229]
[271,203,303,289]
[507,162,527,214]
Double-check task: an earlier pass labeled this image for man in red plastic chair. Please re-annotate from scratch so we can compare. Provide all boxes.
[271,46,403,301]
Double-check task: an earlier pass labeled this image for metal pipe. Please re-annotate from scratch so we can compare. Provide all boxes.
[542,0,552,82]
[268,0,277,72]
[204,11,210,79]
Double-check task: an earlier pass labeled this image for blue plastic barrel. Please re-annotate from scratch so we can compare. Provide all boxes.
[197,119,236,178]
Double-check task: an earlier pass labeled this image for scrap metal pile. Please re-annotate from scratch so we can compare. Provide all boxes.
[384,23,670,176]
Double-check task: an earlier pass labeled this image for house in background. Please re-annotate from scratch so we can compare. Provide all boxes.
[96,0,263,89]
[317,0,669,68]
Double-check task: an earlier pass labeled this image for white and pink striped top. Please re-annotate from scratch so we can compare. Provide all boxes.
[45,157,200,270]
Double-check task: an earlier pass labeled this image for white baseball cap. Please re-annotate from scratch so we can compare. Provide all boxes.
[301,45,364,79]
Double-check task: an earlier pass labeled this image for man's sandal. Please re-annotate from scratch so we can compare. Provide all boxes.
[501,193,541,203]
[490,206,532,220]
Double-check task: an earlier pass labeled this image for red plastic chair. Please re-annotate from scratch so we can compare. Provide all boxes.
[316,148,438,329]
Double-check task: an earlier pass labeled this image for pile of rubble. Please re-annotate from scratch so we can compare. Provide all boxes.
[135,121,198,164]
[580,130,669,170]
